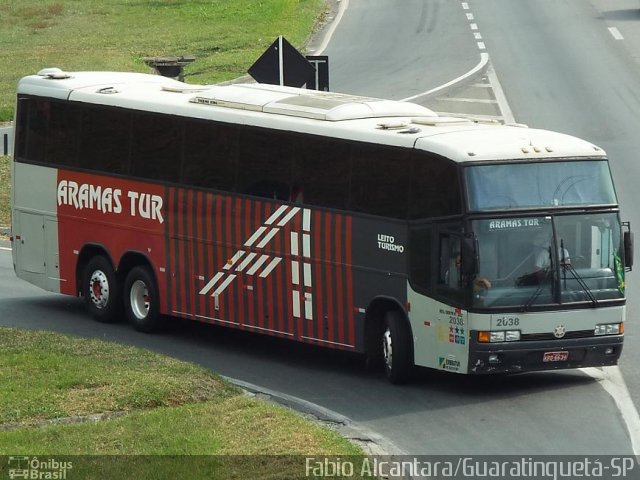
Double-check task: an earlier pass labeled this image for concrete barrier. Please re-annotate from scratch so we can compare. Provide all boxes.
[0,125,13,156]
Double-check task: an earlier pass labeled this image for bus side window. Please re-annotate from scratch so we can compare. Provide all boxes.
[182,121,238,192]
[46,101,80,167]
[79,106,131,175]
[237,127,293,200]
[439,235,461,288]
[349,144,410,218]
[25,98,50,163]
[293,136,349,210]
[130,112,182,182]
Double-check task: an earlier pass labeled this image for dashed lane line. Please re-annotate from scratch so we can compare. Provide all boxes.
[609,27,624,41]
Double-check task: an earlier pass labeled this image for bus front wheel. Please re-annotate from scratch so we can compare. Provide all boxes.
[124,266,160,333]
[83,255,121,323]
[382,312,413,384]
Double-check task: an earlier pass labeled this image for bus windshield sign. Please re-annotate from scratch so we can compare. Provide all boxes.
[465,160,617,211]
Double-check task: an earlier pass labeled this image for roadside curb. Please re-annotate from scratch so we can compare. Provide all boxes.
[227,377,406,457]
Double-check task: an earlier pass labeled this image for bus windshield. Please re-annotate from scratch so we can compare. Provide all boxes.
[471,213,625,309]
[465,160,617,211]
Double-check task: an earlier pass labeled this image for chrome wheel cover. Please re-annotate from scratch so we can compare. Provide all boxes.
[383,327,393,371]
[130,279,150,320]
[89,270,109,309]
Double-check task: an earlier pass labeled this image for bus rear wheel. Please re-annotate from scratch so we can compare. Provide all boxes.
[83,255,121,323]
[382,312,413,384]
[124,266,160,333]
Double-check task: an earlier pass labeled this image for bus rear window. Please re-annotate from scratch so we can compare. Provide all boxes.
[465,160,617,211]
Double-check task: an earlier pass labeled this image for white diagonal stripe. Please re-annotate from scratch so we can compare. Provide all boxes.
[236,252,257,271]
[291,260,300,285]
[292,290,301,318]
[303,208,311,232]
[265,205,289,225]
[247,254,270,275]
[304,293,313,320]
[212,274,236,297]
[276,207,300,226]
[222,250,245,270]
[290,232,299,256]
[244,226,267,247]
[256,227,280,248]
[259,257,282,277]
[303,263,312,287]
[303,234,311,258]
[199,272,224,295]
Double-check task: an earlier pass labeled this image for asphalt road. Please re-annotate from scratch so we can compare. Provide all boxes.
[2,0,640,457]
[469,0,640,435]
[0,248,632,455]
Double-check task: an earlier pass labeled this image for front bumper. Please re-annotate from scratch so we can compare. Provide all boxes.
[468,332,623,374]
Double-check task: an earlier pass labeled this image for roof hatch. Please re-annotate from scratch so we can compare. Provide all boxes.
[190,84,437,121]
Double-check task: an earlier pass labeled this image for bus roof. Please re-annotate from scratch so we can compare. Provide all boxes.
[18,69,607,163]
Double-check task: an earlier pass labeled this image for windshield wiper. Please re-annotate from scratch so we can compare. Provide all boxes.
[560,239,598,307]
[522,247,553,311]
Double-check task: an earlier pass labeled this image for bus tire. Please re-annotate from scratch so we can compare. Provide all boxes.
[124,266,160,333]
[382,311,413,384]
[83,255,121,323]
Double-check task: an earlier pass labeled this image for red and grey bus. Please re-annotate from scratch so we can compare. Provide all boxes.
[11,68,632,383]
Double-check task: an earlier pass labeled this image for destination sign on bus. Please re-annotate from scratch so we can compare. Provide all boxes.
[488,218,543,230]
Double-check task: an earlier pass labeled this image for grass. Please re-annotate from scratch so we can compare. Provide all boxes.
[0,328,367,478]
[0,3,369,474]
[0,327,235,425]
[0,0,327,122]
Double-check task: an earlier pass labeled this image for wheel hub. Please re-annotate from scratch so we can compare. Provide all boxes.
[130,279,150,320]
[383,327,393,370]
[88,270,109,309]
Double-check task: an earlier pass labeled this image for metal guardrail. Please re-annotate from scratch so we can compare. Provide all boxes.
[0,125,13,156]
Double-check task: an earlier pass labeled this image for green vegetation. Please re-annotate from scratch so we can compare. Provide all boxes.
[0,0,327,121]
[0,328,366,478]
[0,4,368,475]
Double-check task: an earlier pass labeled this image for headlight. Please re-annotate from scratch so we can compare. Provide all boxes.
[505,330,521,342]
[594,323,622,336]
[478,330,520,343]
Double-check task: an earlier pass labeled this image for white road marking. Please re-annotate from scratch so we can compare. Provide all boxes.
[314,0,350,55]
[461,2,469,10]
[486,59,516,124]
[474,32,482,40]
[401,52,489,102]
[609,27,624,41]
[477,41,486,50]
[440,97,497,104]
[582,367,640,455]
[470,23,478,31]
[0,246,11,251]
[466,13,474,20]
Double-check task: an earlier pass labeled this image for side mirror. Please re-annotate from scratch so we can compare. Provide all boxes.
[624,229,633,271]
[460,234,479,275]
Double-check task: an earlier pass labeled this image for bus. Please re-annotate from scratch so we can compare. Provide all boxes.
[11,68,632,383]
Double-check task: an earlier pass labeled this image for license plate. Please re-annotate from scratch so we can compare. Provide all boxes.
[542,351,569,362]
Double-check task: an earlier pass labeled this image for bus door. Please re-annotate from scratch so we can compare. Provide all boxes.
[433,227,470,373]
